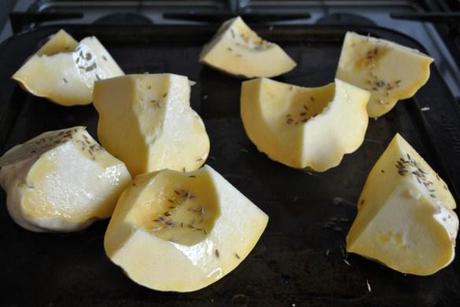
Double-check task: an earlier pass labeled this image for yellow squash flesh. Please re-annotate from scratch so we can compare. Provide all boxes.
[199,16,296,78]
[104,165,268,292]
[336,32,433,117]
[93,73,210,176]
[241,78,370,171]
[347,134,458,275]
[12,29,124,106]
[0,127,131,232]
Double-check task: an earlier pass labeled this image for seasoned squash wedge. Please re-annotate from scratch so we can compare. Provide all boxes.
[347,134,458,275]
[104,165,268,292]
[93,73,209,176]
[0,127,131,232]
[199,17,296,78]
[241,78,369,172]
[336,32,433,117]
[12,29,124,106]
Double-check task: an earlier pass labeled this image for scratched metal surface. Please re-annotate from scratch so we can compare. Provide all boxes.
[0,24,460,307]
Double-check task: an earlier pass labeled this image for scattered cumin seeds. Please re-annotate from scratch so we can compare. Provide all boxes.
[332,226,342,232]
[215,249,220,258]
[366,280,372,292]
[234,253,240,259]
[84,63,97,72]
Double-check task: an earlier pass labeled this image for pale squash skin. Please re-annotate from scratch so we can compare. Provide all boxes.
[12,29,124,106]
[0,127,131,232]
[336,32,433,118]
[347,134,458,276]
[240,78,370,172]
[93,74,210,176]
[104,165,268,292]
[36,29,78,56]
[200,16,296,78]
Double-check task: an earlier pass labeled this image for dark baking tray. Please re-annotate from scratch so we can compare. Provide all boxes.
[1,24,460,307]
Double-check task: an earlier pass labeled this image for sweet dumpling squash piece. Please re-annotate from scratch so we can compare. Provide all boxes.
[336,32,433,117]
[104,165,268,292]
[93,73,210,176]
[0,127,131,232]
[347,134,458,275]
[199,17,296,78]
[240,78,369,172]
[12,29,124,106]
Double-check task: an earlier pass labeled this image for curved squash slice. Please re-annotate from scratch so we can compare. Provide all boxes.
[12,29,124,106]
[347,134,458,275]
[36,29,78,56]
[104,165,268,292]
[241,78,370,172]
[199,17,296,78]
[94,73,210,176]
[336,32,433,118]
[0,127,131,232]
